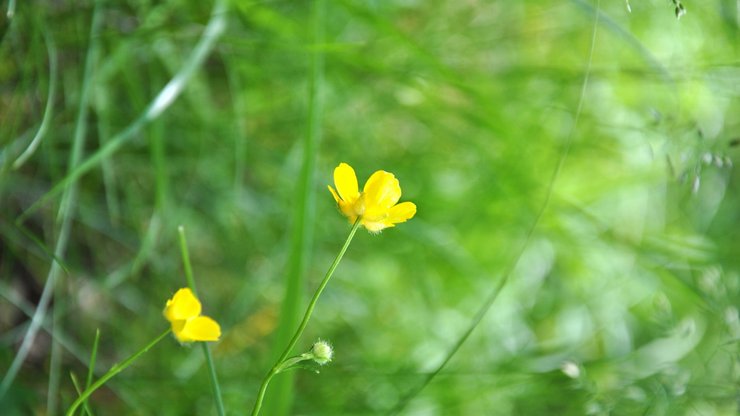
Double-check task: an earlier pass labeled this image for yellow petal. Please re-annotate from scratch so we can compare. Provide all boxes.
[170,319,187,339]
[361,218,390,233]
[327,185,341,203]
[177,316,222,342]
[334,163,359,203]
[163,288,201,323]
[387,201,416,224]
[363,171,401,218]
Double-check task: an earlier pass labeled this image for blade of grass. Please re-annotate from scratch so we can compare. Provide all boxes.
[222,53,249,193]
[12,25,57,169]
[177,226,226,416]
[70,373,96,416]
[262,0,325,414]
[102,214,162,289]
[0,282,88,366]
[48,286,64,415]
[93,74,121,224]
[51,3,103,411]
[0,0,103,399]
[150,116,169,214]
[388,0,602,413]
[16,0,229,225]
[570,0,673,84]
[69,373,94,416]
[178,226,198,292]
[1,219,71,277]
[65,329,170,416]
[5,0,15,19]
[84,329,101,414]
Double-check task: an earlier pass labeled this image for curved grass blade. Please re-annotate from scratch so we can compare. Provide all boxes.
[389,0,603,413]
[12,26,57,169]
[0,0,103,398]
[16,0,229,225]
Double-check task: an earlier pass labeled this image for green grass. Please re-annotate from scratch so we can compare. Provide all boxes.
[1,0,739,414]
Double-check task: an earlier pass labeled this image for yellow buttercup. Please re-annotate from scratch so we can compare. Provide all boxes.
[328,162,417,233]
[163,288,221,342]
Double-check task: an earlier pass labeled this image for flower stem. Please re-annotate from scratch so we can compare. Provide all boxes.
[250,219,362,416]
[178,226,198,293]
[65,329,170,416]
[178,225,226,416]
[202,343,226,416]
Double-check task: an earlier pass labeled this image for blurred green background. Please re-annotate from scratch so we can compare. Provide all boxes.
[1,0,739,414]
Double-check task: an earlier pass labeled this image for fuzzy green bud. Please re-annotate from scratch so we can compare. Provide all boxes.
[310,340,333,365]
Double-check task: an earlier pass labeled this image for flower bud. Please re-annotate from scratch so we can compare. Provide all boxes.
[310,340,333,365]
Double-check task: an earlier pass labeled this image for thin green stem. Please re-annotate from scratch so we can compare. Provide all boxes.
[69,373,93,416]
[177,225,225,416]
[250,219,362,416]
[177,226,198,293]
[202,343,226,416]
[68,373,88,416]
[48,294,63,415]
[278,219,361,364]
[84,329,101,413]
[65,329,170,416]
[12,25,57,169]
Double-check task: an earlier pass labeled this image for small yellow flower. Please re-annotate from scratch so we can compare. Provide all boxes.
[328,162,417,233]
[163,288,221,343]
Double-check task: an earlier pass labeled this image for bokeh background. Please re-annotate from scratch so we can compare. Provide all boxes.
[1,0,739,414]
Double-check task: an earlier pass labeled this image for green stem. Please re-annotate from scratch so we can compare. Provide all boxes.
[202,343,226,416]
[177,226,198,293]
[69,373,93,416]
[178,225,226,416]
[83,328,101,415]
[65,329,170,416]
[250,219,362,416]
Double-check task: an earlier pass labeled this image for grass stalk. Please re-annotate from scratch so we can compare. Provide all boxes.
[49,4,103,409]
[94,72,120,223]
[0,280,86,365]
[12,26,57,169]
[47,292,64,415]
[0,1,102,400]
[65,330,171,416]
[177,226,226,416]
[69,373,94,416]
[262,0,325,414]
[16,0,229,225]
[150,118,169,214]
[5,0,15,18]
[177,226,198,293]
[84,329,101,414]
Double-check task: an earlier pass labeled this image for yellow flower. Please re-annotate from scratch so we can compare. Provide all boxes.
[163,288,221,343]
[328,162,417,233]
